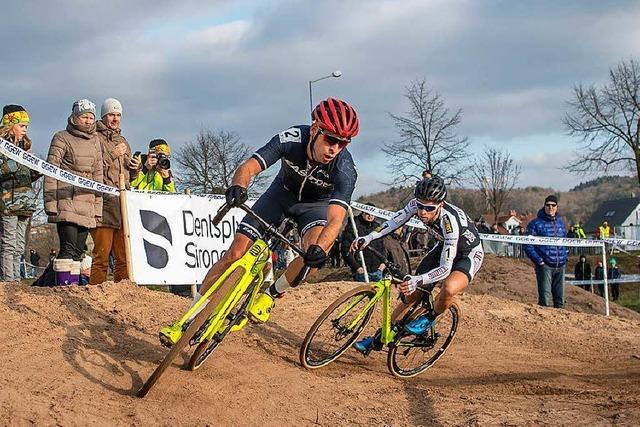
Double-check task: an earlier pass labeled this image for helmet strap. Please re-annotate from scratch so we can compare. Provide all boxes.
[307,128,322,164]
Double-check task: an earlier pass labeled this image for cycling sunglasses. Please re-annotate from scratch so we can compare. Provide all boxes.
[318,129,350,148]
[416,201,440,212]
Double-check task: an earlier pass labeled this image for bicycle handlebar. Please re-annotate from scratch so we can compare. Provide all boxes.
[356,244,408,283]
[213,201,312,286]
[212,202,307,258]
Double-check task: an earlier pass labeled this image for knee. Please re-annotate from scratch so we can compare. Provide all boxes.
[222,245,246,263]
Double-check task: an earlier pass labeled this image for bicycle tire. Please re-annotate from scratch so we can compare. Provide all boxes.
[387,302,460,378]
[136,268,245,397]
[300,285,376,369]
[187,280,258,371]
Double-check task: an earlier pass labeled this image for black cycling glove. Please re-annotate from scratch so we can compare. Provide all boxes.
[225,185,248,207]
[304,244,328,268]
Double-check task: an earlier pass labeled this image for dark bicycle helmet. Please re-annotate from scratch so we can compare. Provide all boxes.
[311,97,359,140]
[415,176,447,202]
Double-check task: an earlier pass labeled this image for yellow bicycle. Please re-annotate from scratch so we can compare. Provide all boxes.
[137,203,307,397]
[300,247,460,378]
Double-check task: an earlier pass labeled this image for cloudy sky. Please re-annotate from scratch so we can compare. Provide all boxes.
[3,0,640,196]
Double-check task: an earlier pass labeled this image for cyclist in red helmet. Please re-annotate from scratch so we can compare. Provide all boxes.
[160,97,360,345]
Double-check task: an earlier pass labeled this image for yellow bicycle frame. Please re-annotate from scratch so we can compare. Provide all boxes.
[175,239,271,343]
[336,277,397,345]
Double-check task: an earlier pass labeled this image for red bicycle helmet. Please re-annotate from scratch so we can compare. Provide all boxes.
[311,97,359,140]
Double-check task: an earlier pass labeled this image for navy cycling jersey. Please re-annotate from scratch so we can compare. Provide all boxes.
[252,125,357,209]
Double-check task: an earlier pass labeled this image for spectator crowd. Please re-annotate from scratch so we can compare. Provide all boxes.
[0,99,176,286]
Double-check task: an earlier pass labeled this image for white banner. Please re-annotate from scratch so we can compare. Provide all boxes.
[126,191,253,285]
[0,137,119,195]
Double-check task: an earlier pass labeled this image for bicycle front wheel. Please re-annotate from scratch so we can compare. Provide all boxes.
[188,281,256,371]
[300,285,377,369]
[136,267,245,397]
[387,302,460,378]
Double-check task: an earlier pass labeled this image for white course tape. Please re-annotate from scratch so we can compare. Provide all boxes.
[0,137,119,195]
[566,274,640,285]
[601,238,640,248]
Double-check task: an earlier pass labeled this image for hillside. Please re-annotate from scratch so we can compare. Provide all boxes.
[359,175,640,228]
[1,256,639,425]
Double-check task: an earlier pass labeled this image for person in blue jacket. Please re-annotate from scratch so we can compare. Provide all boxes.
[523,195,569,309]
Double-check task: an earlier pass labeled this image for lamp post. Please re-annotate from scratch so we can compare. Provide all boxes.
[309,70,342,113]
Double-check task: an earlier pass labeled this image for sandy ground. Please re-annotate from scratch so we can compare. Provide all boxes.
[1,255,639,426]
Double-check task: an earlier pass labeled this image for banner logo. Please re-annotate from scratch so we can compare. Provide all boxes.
[140,210,173,269]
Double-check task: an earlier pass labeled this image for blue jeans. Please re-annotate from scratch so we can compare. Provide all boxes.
[354,270,383,283]
[534,264,565,308]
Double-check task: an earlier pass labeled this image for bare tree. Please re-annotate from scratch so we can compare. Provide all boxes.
[471,147,521,225]
[564,58,640,183]
[382,78,469,183]
[174,129,268,194]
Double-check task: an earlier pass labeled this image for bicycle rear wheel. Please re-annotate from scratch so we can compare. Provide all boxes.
[387,302,460,378]
[136,267,245,397]
[300,285,376,369]
[188,280,257,371]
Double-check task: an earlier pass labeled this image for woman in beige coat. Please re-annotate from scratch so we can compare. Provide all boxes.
[44,99,103,285]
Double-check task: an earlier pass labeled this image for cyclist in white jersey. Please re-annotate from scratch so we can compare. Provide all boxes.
[351,176,484,354]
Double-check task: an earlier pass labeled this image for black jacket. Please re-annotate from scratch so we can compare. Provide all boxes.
[341,213,385,273]
[574,260,591,281]
[383,232,412,276]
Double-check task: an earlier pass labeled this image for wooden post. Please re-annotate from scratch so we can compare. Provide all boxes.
[184,188,197,297]
[120,173,135,283]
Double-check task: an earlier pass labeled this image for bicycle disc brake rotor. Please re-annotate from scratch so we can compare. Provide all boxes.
[331,318,352,340]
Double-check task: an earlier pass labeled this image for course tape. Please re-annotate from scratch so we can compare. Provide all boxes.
[566,274,640,285]
[351,201,602,248]
[0,137,119,195]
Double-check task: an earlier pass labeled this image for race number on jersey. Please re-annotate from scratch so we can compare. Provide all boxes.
[279,127,302,143]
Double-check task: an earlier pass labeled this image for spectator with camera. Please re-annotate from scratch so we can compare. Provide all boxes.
[90,98,132,285]
[129,139,175,192]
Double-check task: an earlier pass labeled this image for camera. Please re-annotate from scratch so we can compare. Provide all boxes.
[156,152,171,170]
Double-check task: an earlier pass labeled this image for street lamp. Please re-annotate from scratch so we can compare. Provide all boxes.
[309,70,342,113]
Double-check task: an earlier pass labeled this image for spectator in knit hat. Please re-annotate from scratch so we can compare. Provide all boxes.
[523,194,568,309]
[129,138,175,192]
[90,98,132,285]
[44,99,103,285]
[0,104,41,281]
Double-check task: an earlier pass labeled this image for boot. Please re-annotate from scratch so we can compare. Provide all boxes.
[69,261,81,286]
[53,259,72,286]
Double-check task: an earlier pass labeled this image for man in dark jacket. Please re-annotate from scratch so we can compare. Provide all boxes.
[341,204,385,281]
[574,254,591,291]
[524,195,569,308]
[29,249,40,278]
[383,226,412,276]
[608,258,621,301]
[594,260,605,296]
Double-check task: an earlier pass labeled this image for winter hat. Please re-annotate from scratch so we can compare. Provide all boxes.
[72,99,96,117]
[101,98,123,118]
[544,195,558,205]
[2,104,30,127]
[609,257,617,266]
[149,138,171,155]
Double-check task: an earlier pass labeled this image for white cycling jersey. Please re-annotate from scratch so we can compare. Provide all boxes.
[362,199,483,286]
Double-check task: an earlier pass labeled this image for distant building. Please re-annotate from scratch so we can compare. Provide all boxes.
[583,197,640,239]
[481,210,535,234]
